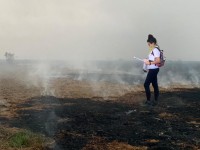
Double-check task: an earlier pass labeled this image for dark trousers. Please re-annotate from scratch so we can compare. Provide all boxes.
[144,68,159,101]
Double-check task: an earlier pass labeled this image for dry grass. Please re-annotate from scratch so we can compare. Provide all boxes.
[159,112,178,119]
[82,137,147,150]
[0,126,48,150]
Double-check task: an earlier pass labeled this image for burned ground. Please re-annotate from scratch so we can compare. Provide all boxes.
[1,88,199,150]
[0,63,199,149]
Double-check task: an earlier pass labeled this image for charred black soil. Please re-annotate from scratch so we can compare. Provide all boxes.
[2,88,200,150]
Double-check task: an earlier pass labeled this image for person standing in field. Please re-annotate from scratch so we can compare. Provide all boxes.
[143,34,161,106]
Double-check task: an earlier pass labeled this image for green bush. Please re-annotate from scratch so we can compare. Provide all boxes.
[9,131,44,148]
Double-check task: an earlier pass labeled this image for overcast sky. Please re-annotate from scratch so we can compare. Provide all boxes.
[0,0,200,61]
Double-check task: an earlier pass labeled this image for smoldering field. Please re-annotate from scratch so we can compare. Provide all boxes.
[0,60,200,150]
[1,60,199,102]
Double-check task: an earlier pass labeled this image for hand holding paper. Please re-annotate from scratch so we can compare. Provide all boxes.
[143,59,150,65]
[133,56,148,72]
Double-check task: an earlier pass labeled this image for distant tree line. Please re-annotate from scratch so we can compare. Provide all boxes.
[5,52,14,63]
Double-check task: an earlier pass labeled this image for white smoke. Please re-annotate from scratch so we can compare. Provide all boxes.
[188,69,200,87]
[28,62,56,96]
[10,59,199,99]
[159,61,200,88]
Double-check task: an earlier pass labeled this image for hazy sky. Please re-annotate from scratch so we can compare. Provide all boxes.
[0,0,200,61]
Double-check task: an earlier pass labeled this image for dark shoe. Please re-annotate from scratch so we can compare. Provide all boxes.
[144,100,152,106]
[152,100,158,106]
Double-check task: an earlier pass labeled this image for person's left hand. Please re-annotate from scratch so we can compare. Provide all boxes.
[143,59,150,65]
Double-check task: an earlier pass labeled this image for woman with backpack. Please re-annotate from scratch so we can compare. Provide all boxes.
[143,34,161,106]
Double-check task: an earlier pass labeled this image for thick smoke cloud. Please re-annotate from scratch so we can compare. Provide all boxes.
[0,0,200,61]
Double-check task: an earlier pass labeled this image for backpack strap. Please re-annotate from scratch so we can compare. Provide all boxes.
[151,47,161,66]
[151,47,160,56]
